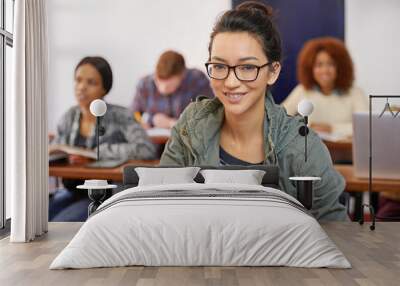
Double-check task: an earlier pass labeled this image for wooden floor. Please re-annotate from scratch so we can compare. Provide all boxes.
[1,222,399,286]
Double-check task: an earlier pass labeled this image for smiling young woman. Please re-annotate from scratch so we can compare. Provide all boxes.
[160,1,348,221]
[207,31,281,164]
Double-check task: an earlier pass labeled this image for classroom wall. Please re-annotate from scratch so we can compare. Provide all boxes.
[47,0,231,132]
[345,0,400,109]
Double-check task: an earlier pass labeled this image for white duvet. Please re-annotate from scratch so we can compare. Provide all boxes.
[50,183,351,269]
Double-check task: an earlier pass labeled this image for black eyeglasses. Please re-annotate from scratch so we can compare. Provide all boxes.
[205,62,272,82]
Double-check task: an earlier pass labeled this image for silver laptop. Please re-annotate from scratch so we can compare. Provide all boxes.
[353,112,400,179]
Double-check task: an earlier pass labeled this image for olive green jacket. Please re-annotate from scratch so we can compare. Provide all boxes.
[160,93,348,221]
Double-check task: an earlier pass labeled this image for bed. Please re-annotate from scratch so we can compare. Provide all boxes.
[50,165,350,269]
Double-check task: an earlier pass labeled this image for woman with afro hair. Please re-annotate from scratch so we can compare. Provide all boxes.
[283,37,367,138]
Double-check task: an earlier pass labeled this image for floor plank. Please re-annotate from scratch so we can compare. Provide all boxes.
[0,222,399,286]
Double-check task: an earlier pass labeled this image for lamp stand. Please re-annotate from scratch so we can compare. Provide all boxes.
[96,117,100,161]
[298,116,309,162]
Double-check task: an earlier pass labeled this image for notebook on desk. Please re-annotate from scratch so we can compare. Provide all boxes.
[352,112,400,179]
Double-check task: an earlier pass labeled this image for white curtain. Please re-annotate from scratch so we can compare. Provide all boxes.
[9,0,49,242]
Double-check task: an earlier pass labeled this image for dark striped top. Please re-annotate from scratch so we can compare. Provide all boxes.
[219,146,263,166]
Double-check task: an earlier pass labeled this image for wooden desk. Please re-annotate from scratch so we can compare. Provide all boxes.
[323,139,353,163]
[51,163,400,191]
[335,164,400,220]
[335,164,400,193]
[149,135,169,145]
[147,128,171,145]
[49,160,160,181]
[1,222,399,286]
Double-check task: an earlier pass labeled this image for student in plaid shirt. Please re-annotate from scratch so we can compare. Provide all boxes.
[131,50,214,129]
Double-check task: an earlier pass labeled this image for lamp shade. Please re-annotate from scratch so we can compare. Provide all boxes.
[297,99,314,117]
[90,99,107,117]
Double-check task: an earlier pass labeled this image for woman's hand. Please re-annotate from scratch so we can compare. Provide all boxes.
[310,123,332,133]
[68,155,93,165]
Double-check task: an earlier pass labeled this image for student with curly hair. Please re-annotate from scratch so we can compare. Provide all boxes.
[283,37,367,137]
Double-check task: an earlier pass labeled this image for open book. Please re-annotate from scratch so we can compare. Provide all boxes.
[49,144,97,161]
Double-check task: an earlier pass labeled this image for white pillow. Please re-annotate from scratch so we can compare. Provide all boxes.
[200,169,266,185]
[135,167,200,186]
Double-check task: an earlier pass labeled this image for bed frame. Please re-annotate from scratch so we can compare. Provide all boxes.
[86,165,280,215]
[122,165,280,189]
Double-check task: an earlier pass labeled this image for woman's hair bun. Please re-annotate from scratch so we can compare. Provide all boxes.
[208,0,282,63]
[236,1,274,17]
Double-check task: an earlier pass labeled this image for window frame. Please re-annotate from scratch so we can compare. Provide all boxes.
[0,0,14,231]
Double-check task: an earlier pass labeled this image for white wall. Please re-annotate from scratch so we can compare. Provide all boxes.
[48,0,400,131]
[346,0,400,109]
[47,0,231,132]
